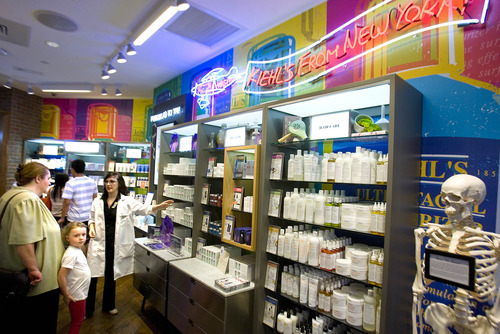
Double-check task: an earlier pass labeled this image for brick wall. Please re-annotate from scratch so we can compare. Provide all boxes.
[0,87,43,193]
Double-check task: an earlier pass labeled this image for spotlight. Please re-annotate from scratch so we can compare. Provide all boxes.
[126,43,136,56]
[27,85,34,95]
[101,69,110,80]
[117,52,127,63]
[3,78,12,89]
[107,63,116,74]
[101,87,108,95]
[115,87,122,96]
[176,0,190,11]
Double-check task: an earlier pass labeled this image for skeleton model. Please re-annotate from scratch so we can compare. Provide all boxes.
[412,174,500,334]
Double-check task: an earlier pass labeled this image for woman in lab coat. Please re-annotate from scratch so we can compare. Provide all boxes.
[85,172,173,317]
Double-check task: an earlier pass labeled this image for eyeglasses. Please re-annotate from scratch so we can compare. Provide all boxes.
[104,180,117,184]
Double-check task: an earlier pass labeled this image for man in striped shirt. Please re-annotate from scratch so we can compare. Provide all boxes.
[58,159,98,229]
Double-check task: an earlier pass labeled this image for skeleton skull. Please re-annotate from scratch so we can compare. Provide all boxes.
[440,174,486,223]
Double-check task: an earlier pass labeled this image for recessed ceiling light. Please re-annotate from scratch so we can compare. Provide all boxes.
[45,41,60,48]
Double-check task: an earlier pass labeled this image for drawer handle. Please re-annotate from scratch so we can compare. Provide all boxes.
[189,298,194,305]
[188,319,194,327]
[190,277,196,284]
[147,251,150,256]
[146,267,150,272]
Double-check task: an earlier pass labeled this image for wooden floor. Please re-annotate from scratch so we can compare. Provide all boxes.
[57,275,181,334]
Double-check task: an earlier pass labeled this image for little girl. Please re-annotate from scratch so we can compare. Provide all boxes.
[58,222,91,334]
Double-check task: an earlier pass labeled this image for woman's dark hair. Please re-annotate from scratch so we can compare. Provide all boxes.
[101,172,129,201]
[15,162,49,186]
[51,173,69,200]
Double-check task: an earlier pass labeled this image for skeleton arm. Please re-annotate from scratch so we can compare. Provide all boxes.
[464,227,500,330]
[413,227,428,334]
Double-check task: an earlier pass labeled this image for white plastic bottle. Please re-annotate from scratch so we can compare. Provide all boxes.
[298,233,308,263]
[376,302,381,334]
[284,226,293,259]
[281,267,288,295]
[288,154,295,181]
[308,231,320,266]
[351,146,362,183]
[291,232,299,261]
[303,151,312,182]
[363,289,377,331]
[342,152,352,183]
[277,229,285,256]
[305,190,315,224]
[311,152,319,181]
[331,190,342,228]
[370,151,378,184]
[294,150,303,181]
[314,190,326,225]
[290,188,300,220]
[361,150,371,184]
[321,154,329,182]
[283,192,291,220]
[297,189,306,222]
[287,267,294,296]
[277,310,287,333]
[375,251,384,286]
[283,312,293,334]
[376,154,384,184]
[299,273,309,304]
[370,202,380,234]
[335,152,344,183]
[308,277,319,308]
[292,268,300,299]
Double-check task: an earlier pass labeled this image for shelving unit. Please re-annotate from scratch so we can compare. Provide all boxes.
[254,75,422,333]
[107,142,151,201]
[221,145,260,251]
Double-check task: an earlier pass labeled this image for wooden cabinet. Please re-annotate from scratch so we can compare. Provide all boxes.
[168,258,254,334]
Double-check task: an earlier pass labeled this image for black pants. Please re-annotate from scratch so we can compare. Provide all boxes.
[1,288,60,333]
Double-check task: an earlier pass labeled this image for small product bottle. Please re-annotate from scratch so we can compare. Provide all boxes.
[287,267,294,296]
[321,154,329,182]
[324,190,333,227]
[376,302,382,334]
[208,132,215,148]
[298,233,308,263]
[377,202,386,236]
[288,154,295,181]
[292,269,300,299]
[376,154,384,184]
[314,190,326,226]
[303,151,312,182]
[281,267,289,295]
[216,123,226,148]
[299,273,309,304]
[318,282,326,312]
[370,202,380,235]
[342,152,352,183]
[351,146,362,183]
[308,277,319,308]
[361,150,371,184]
[294,150,304,181]
[308,231,320,266]
[297,189,306,222]
[277,310,287,333]
[290,188,300,220]
[319,240,328,270]
[277,229,285,257]
[291,232,300,261]
[368,250,379,285]
[323,284,332,314]
[283,192,292,220]
[335,153,344,183]
[284,226,293,259]
[283,312,293,334]
[327,153,336,182]
[331,190,342,228]
[305,190,315,224]
[363,289,377,332]
[375,251,384,286]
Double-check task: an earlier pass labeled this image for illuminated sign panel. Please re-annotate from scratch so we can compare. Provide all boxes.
[243,0,489,95]
[191,67,244,110]
[150,106,182,123]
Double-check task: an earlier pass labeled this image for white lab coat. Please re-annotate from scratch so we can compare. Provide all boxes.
[87,195,153,280]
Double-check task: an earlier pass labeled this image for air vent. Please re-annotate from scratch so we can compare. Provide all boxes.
[165,6,240,47]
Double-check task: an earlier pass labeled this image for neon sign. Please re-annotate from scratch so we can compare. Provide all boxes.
[191,67,244,110]
[243,0,489,95]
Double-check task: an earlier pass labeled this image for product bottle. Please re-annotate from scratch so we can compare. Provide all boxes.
[324,190,333,227]
[303,151,312,182]
[297,189,306,222]
[305,190,315,224]
[308,231,320,266]
[288,154,295,181]
[383,154,389,183]
[376,154,384,184]
[308,277,319,308]
[351,146,362,183]
[208,132,215,148]
[216,123,226,148]
[325,240,335,271]
[287,267,294,296]
[321,154,329,182]
[277,229,285,257]
[298,233,308,263]
[331,190,342,228]
[342,152,352,183]
[375,251,384,286]
[292,269,300,299]
[277,310,287,333]
[318,282,326,312]
[314,190,326,225]
[319,240,328,270]
[294,150,304,181]
[290,188,300,220]
[311,152,319,181]
[327,153,336,182]
[377,202,386,235]
[368,250,379,285]
[335,153,344,183]
[284,226,293,259]
[283,192,292,220]
[370,202,380,235]
[376,302,381,334]
[370,151,377,184]
[363,289,377,331]
[291,232,300,261]
[281,267,288,295]
[323,284,332,314]
[284,312,293,334]
[299,273,309,304]
[361,150,371,184]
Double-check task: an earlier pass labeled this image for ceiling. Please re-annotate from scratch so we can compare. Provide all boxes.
[0,0,325,100]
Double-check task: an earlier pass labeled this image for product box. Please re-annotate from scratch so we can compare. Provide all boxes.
[229,254,256,281]
[233,227,252,245]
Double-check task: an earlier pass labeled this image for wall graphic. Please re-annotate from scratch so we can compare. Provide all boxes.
[41,98,152,142]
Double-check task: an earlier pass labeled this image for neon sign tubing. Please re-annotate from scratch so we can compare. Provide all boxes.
[481,0,490,23]
[242,18,479,95]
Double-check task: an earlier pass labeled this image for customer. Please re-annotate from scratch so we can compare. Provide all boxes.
[58,159,98,227]
[85,172,173,317]
[0,162,65,333]
[48,172,69,221]
[58,222,91,334]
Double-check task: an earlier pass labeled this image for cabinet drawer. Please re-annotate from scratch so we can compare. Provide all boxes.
[168,284,224,333]
[149,287,166,316]
[168,302,207,334]
[150,271,167,297]
[134,259,150,284]
[149,255,167,277]
[133,273,150,297]
[135,244,149,266]
[169,266,225,320]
